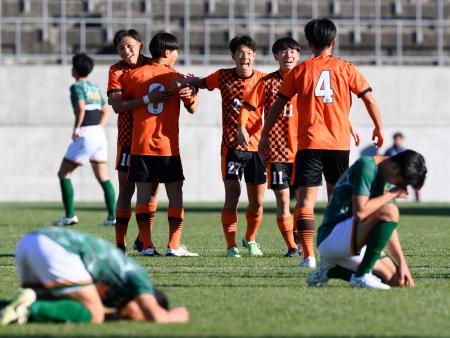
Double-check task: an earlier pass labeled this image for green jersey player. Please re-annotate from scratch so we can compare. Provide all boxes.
[0,228,189,325]
[308,150,426,289]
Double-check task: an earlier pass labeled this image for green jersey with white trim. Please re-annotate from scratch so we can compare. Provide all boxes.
[35,227,153,308]
[318,156,389,245]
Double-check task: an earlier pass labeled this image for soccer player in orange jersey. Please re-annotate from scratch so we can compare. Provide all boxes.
[121,32,199,257]
[261,18,384,268]
[107,29,158,254]
[237,37,301,257]
[178,36,267,257]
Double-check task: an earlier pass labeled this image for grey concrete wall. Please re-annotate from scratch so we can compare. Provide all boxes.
[0,65,448,202]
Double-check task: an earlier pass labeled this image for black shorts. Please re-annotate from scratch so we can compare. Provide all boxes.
[221,147,266,185]
[267,162,293,190]
[115,145,131,172]
[293,149,349,187]
[129,155,184,183]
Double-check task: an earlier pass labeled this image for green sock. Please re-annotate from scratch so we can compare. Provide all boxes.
[60,178,74,217]
[327,265,353,281]
[101,180,116,220]
[356,221,398,276]
[29,299,92,323]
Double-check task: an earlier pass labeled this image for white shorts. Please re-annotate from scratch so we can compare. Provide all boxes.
[64,125,107,165]
[318,217,367,271]
[15,233,93,296]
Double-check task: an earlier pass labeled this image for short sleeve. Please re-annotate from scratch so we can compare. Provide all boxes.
[278,65,300,100]
[348,64,371,98]
[243,79,265,111]
[107,65,123,96]
[351,159,376,196]
[203,70,221,91]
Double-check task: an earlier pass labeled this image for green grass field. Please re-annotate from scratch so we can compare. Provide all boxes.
[0,202,449,338]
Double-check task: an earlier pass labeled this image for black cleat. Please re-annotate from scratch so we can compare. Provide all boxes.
[133,237,144,252]
[284,248,300,257]
[117,244,127,256]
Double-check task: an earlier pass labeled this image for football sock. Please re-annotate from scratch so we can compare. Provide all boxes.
[295,207,315,258]
[148,203,157,236]
[244,209,263,241]
[277,216,297,249]
[167,207,184,250]
[59,178,74,218]
[136,203,154,249]
[356,221,398,277]
[29,300,92,323]
[327,266,354,282]
[100,180,116,220]
[221,208,238,249]
[115,208,131,247]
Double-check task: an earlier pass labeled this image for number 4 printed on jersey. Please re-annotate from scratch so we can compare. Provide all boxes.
[315,70,334,103]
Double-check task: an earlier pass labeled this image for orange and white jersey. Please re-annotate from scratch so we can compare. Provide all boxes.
[204,68,266,152]
[107,56,152,147]
[278,55,371,151]
[122,63,195,156]
[244,70,298,163]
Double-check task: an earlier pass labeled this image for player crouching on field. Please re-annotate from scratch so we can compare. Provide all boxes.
[308,150,426,289]
[0,228,189,325]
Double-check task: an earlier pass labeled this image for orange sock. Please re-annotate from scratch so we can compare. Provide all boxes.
[136,203,154,250]
[277,216,297,250]
[167,208,184,250]
[221,208,237,249]
[294,207,315,258]
[148,203,157,236]
[244,209,263,241]
[115,208,131,247]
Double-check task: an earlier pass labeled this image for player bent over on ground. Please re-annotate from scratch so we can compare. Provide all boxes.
[260,18,383,268]
[121,32,199,257]
[53,53,115,227]
[0,228,189,325]
[237,37,302,257]
[308,150,427,289]
[178,36,267,258]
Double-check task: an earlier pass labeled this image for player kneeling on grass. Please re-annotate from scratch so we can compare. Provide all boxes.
[308,150,426,289]
[0,228,189,325]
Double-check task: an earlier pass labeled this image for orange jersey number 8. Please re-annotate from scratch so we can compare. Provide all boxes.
[147,83,165,115]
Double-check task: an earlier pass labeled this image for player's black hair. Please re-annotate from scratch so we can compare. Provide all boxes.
[113,29,143,49]
[393,132,404,140]
[304,18,337,50]
[229,35,257,53]
[272,37,301,54]
[390,150,427,190]
[72,53,94,77]
[154,288,169,310]
[149,32,179,58]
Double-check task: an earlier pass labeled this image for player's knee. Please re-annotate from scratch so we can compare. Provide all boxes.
[90,310,105,324]
[379,204,399,222]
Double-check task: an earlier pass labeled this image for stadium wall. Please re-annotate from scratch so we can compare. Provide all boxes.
[1,65,448,202]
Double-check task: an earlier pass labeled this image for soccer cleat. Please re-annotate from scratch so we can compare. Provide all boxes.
[307,258,334,287]
[166,244,198,257]
[98,218,116,226]
[284,248,300,257]
[350,273,391,289]
[227,247,241,258]
[52,215,79,226]
[298,256,317,268]
[140,248,162,257]
[116,244,127,256]
[293,232,303,255]
[0,288,36,326]
[133,237,144,252]
[242,238,263,256]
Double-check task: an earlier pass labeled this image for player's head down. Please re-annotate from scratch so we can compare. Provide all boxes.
[389,150,427,190]
[149,32,179,59]
[72,53,94,77]
[304,18,337,50]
